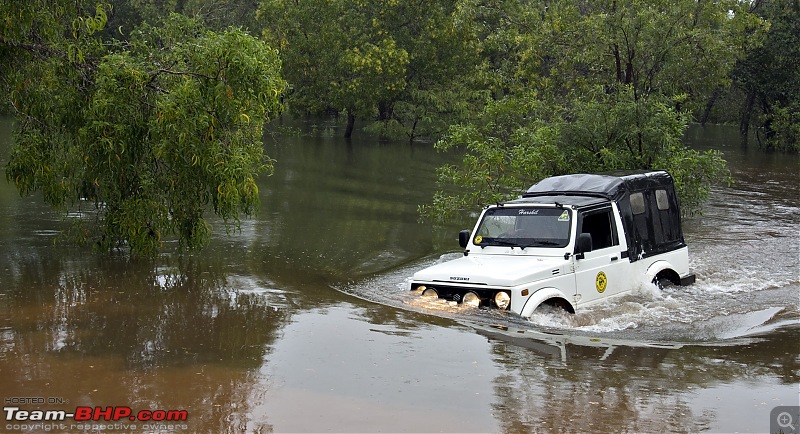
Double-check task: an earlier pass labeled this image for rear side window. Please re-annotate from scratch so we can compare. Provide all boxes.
[630,192,645,215]
[656,189,669,210]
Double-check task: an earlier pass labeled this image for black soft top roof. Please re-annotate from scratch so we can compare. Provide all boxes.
[519,170,686,262]
[523,171,675,201]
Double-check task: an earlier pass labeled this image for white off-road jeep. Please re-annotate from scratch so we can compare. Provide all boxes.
[411,171,696,318]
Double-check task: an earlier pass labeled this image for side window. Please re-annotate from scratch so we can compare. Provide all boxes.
[630,192,645,215]
[656,189,669,210]
[580,209,617,250]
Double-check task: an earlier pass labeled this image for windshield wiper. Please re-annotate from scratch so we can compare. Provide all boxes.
[520,240,562,247]
[484,239,520,248]
[482,238,563,249]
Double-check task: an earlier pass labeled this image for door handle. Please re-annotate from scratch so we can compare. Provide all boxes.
[610,256,618,261]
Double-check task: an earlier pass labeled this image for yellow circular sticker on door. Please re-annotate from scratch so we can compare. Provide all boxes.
[595,271,607,293]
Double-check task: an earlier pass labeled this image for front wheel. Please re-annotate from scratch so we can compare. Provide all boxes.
[540,298,575,314]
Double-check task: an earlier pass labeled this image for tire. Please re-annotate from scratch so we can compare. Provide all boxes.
[653,274,675,290]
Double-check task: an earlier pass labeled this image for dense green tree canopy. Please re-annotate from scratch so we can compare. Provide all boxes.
[421,0,763,221]
[1,3,285,256]
[258,0,408,137]
[106,0,262,33]
[258,0,482,139]
[732,0,799,151]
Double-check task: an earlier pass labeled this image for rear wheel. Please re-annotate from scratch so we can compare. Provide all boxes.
[653,271,678,289]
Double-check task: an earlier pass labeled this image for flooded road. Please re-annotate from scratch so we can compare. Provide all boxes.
[0,119,798,433]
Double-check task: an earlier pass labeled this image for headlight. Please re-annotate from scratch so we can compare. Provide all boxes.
[421,287,439,298]
[494,291,511,309]
[462,291,481,307]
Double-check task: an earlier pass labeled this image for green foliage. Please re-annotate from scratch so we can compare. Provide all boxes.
[3,8,285,256]
[583,0,762,113]
[731,0,800,152]
[257,0,482,139]
[422,88,730,220]
[765,103,800,152]
[422,0,748,221]
[106,0,261,33]
[258,0,405,119]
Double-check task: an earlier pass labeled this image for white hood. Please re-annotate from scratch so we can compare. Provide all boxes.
[413,253,567,287]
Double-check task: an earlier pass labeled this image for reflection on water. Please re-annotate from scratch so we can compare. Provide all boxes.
[1,119,798,433]
[0,250,289,433]
[477,322,798,433]
[250,305,499,433]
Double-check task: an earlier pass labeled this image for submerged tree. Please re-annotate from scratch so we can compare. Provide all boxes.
[732,0,800,152]
[422,0,763,221]
[258,0,408,138]
[1,3,286,256]
[257,0,482,140]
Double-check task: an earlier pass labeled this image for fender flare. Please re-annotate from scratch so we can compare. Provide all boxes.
[519,287,575,318]
[645,260,679,285]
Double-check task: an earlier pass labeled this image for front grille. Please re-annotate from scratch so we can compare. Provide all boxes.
[411,282,511,310]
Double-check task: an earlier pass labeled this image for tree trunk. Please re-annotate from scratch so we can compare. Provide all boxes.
[344,111,355,138]
[408,118,418,144]
[625,55,634,85]
[759,93,775,149]
[377,101,393,121]
[700,87,722,126]
[739,89,756,147]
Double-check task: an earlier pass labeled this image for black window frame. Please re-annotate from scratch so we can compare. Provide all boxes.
[576,206,618,251]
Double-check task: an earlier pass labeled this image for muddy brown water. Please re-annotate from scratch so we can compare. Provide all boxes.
[0,119,798,433]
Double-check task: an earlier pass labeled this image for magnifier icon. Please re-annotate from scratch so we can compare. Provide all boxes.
[777,412,796,430]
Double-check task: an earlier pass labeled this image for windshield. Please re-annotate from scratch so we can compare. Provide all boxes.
[473,207,571,248]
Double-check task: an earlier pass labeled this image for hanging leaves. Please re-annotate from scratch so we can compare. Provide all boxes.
[3,9,286,256]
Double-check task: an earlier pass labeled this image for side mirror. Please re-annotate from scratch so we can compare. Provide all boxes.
[576,233,593,258]
[458,230,471,248]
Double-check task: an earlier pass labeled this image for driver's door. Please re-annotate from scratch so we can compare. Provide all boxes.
[573,207,628,306]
